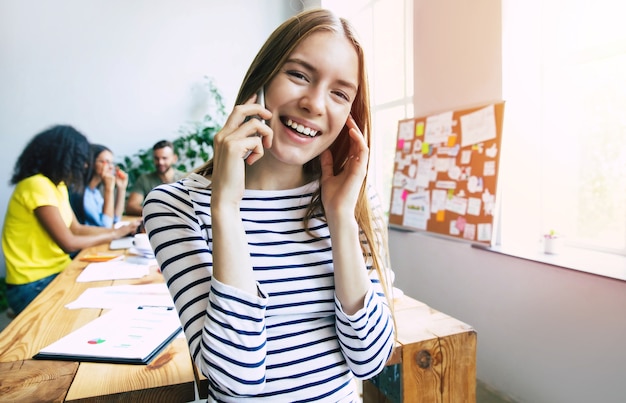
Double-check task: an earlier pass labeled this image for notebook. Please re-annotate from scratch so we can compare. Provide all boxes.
[34,306,181,364]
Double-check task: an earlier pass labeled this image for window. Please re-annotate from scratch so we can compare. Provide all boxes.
[324,0,625,259]
[501,0,626,255]
[322,0,414,214]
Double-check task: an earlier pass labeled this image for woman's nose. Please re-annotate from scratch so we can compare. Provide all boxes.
[299,88,325,116]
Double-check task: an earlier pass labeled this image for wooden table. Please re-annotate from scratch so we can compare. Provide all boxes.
[0,241,198,402]
[0,243,476,402]
[363,294,477,402]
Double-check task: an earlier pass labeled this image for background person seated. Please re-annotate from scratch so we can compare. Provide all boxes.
[70,144,129,228]
[124,140,185,216]
[2,125,140,316]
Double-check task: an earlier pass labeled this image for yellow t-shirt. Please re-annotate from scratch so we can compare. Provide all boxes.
[2,174,73,284]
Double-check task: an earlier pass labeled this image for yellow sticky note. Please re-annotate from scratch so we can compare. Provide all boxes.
[436,210,445,222]
[415,122,424,136]
[421,142,430,154]
[447,135,457,147]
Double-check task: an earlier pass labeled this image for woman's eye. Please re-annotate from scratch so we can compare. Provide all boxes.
[287,70,308,82]
[333,91,350,102]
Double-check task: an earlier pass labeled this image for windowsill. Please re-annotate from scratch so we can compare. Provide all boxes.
[473,243,626,282]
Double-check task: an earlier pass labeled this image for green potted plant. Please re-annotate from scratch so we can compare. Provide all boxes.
[119,76,227,189]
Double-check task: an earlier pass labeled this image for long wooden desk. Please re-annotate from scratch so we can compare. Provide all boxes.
[363,294,477,402]
[0,241,197,402]
[0,241,476,402]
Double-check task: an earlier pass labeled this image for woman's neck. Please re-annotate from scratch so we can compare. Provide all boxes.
[88,176,101,190]
[245,160,309,190]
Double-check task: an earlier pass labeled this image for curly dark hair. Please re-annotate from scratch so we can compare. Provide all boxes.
[10,125,91,191]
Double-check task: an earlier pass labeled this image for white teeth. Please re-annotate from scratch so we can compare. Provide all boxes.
[286,119,318,137]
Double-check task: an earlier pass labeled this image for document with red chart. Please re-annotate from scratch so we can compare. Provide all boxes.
[34,306,181,364]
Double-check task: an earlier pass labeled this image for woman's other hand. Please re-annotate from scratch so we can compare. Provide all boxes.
[320,115,368,220]
[115,167,129,189]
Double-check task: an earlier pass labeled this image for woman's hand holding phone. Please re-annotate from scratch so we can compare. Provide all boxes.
[211,90,272,204]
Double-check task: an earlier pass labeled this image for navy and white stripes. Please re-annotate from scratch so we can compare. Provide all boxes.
[143,173,394,402]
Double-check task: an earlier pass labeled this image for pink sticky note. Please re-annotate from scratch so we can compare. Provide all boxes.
[397,139,404,150]
[456,216,466,231]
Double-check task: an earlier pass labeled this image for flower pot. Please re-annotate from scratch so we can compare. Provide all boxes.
[543,237,562,254]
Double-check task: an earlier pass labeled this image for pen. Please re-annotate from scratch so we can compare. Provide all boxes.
[138,305,174,310]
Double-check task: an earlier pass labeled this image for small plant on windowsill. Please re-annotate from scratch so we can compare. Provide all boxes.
[543,229,563,254]
[119,76,227,189]
[544,229,559,239]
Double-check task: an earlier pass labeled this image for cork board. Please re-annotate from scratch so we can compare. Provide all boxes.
[388,102,505,245]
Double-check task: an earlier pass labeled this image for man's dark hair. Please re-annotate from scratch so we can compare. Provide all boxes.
[152,140,174,152]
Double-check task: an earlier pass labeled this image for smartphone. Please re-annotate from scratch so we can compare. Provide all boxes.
[243,88,265,159]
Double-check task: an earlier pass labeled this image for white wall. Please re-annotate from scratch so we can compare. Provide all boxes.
[398,1,626,402]
[0,0,299,277]
[391,231,626,403]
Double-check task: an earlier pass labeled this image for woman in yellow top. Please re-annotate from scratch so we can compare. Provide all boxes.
[2,125,140,315]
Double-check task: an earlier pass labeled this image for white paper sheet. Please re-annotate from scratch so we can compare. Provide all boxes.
[65,283,173,310]
[76,260,150,282]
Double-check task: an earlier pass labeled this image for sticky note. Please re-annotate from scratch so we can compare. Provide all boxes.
[436,210,445,222]
[456,216,466,231]
[415,122,424,136]
[397,139,404,150]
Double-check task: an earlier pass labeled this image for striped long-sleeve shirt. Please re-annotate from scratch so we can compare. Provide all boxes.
[143,173,394,402]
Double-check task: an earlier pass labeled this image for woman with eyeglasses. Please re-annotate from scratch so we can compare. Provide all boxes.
[70,144,129,228]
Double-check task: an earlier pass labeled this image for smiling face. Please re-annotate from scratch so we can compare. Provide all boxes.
[153,146,177,175]
[263,31,359,167]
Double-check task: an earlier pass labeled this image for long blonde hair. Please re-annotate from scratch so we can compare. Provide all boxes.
[196,9,394,308]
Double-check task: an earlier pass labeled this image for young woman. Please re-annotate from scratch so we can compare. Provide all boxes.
[70,144,129,228]
[2,125,140,315]
[143,9,395,402]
